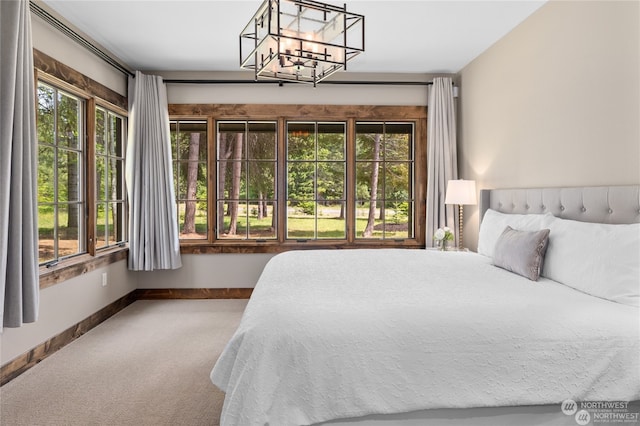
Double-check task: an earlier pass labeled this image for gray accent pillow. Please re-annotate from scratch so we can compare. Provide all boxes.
[493,226,551,281]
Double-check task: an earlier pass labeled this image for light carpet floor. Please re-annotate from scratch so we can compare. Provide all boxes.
[0,299,248,426]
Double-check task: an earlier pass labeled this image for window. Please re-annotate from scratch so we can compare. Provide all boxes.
[286,122,346,239]
[34,56,130,285]
[37,77,129,268]
[217,121,277,240]
[355,123,414,239]
[37,82,86,264]
[168,104,426,250]
[170,120,208,239]
[95,106,127,249]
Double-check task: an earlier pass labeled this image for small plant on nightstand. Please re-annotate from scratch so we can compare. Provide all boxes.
[434,227,454,250]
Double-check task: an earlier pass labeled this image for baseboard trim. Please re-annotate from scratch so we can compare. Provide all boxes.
[134,288,253,299]
[1,288,253,386]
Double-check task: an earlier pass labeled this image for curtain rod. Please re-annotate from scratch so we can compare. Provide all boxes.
[163,79,435,86]
[30,1,135,77]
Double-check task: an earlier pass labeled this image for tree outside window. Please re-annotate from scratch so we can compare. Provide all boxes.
[217,121,277,240]
[167,104,424,249]
[286,122,346,239]
[355,122,414,239]
[37,82,85,264]
[170,120,208,239]
[95,106,127,249]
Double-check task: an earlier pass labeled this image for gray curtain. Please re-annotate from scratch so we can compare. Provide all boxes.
[426,77,458,247]
[125,71,182,271]
[0,0,39,328]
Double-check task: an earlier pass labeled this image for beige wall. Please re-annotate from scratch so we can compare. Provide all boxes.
[158,71,440,105]
[457,0,640,251]
[31,14,127,96]
[134,253,274,289]
[1,261,134,363]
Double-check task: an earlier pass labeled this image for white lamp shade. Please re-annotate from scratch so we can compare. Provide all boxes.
[445,180,477,205]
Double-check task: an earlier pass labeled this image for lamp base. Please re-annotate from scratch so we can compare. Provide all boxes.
[458,204,464,249]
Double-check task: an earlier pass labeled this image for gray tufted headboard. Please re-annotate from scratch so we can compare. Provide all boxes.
[479,185,640,225]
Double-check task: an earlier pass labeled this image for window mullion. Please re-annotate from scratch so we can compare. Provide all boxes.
[313,122,319,240]
[277,117,287,243]
[244,125,249,240]
[52,89,60,260]
[86,98,96,256]
[77,99,87,254]
[208,116,216,243]
[346,118,356,243]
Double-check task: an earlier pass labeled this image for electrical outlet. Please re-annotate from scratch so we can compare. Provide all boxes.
[101,272,108,287]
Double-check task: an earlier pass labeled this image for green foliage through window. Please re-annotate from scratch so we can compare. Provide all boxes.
[171,120,208,239]
[287,122,346,239]
[37,82,85,264]
[95,106,127,249]
[355,122,414,239]
[172,116,418,244]
[217,121,277,240]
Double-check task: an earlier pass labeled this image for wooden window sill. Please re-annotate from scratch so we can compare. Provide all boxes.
[39,246,128,289]
[179,241,424,254]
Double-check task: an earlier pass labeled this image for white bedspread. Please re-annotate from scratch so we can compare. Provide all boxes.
[210,249,640,426]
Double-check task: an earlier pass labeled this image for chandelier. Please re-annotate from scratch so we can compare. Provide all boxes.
[240,0,365,86]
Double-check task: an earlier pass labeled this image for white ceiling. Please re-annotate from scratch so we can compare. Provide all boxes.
[41,0,547,75]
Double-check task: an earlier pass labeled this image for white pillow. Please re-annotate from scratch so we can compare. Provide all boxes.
[542,216,640,307]
[478,209,552,257]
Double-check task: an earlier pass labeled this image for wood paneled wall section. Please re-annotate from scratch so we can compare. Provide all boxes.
[169,104,427,120]
[39,249,128,289]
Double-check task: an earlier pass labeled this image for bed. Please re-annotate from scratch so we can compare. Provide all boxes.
[211,185,640,426]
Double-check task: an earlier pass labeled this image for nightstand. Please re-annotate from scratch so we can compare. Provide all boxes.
[426,247,470,252]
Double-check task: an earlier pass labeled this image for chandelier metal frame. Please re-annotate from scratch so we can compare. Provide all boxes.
[240,0,365,87]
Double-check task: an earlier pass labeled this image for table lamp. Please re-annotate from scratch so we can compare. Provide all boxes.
[445,179,477,249]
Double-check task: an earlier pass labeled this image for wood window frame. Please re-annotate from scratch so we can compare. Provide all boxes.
[215,120,279,241]
[93,102,128,251]
[169,104,427,254]
[285,121,347,241]
[34,50,129,287]
[36,78,88,264]
[354,121,416,241]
